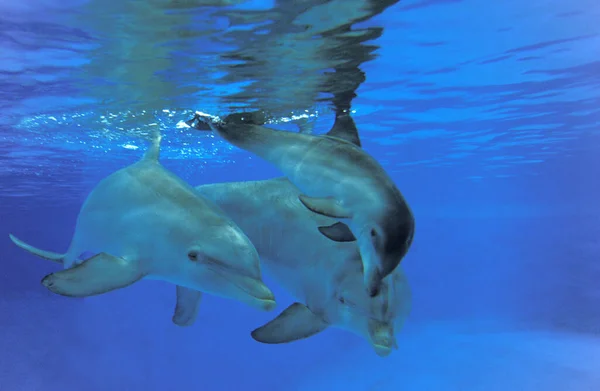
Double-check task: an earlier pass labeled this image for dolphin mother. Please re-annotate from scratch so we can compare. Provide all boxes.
[191,111,415,297]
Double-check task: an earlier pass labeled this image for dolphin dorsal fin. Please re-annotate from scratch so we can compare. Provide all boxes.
[143,124,162,162]
[326,112,361,147]
[296,117,315,134]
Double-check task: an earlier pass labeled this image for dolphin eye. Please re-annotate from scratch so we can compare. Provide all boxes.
[370,228,377,238]
[188,250,199,262]
[338,296,345,304]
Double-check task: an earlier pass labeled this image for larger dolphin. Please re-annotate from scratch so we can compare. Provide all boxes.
[8,131,276,312]
[190,110,415,297]
[173,177,412,357]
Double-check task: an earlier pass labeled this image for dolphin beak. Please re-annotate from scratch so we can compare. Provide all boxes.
[232,274,277,311]
[368,319,396,357]
[372,343,393,357]
[197,255,276,311]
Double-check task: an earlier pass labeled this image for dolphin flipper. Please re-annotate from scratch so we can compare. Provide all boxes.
[318,222,356,242]
[172,286,203,327]
[251,302,328,344]
[41,253,144,297]
[298,195,352,219]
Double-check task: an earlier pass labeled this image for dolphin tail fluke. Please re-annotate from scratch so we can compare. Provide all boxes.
[41,252,144,297]
[251,302,328,344]
[185,111,218,131]
[172,286,203,327]
[9,234,64,264]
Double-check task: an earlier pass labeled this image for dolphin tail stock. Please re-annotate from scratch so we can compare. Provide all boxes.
[172,285,203,327]
[251,302,329,344]
[41,252,145,297]
[223,111,268,126]
[215,120,287,154]
[188,110,312,159]
[9,234,64,264]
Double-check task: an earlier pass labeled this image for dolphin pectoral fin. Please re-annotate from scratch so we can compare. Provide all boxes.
[318,222,356,242]
[41,253,143,297]
[298,195,351,219]
[9,234,64,264]
[172,286,202,327]
[251,302,328,344]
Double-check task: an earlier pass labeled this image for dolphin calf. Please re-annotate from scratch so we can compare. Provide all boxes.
[190,110,415,297]
[172,177,412,356]
[8,131,276,312]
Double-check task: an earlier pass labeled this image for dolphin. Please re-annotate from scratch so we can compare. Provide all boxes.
[172,177,412,356]
[190,110,415,297]
[8,131,276,312]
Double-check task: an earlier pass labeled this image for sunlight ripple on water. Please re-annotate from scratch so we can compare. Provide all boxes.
[0,0,599,200]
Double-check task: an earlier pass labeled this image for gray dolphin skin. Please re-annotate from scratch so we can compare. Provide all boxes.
[193,111,415,297]
[173,177,412,357]
[8,132,276,313]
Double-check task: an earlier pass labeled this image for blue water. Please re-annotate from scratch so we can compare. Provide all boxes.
[1,0,600,390]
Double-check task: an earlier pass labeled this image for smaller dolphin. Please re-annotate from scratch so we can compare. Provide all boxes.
[190,110,415,297]
[172,177,412,356]
[8,130,276,312]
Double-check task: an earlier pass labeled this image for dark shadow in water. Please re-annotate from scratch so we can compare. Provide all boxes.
[212,0,398,115]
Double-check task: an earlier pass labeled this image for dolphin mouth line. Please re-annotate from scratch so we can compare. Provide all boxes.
[373,343,392,350]
[206,263,272,303]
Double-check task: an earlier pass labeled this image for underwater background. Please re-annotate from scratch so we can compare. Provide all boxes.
[1,0,599,390]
